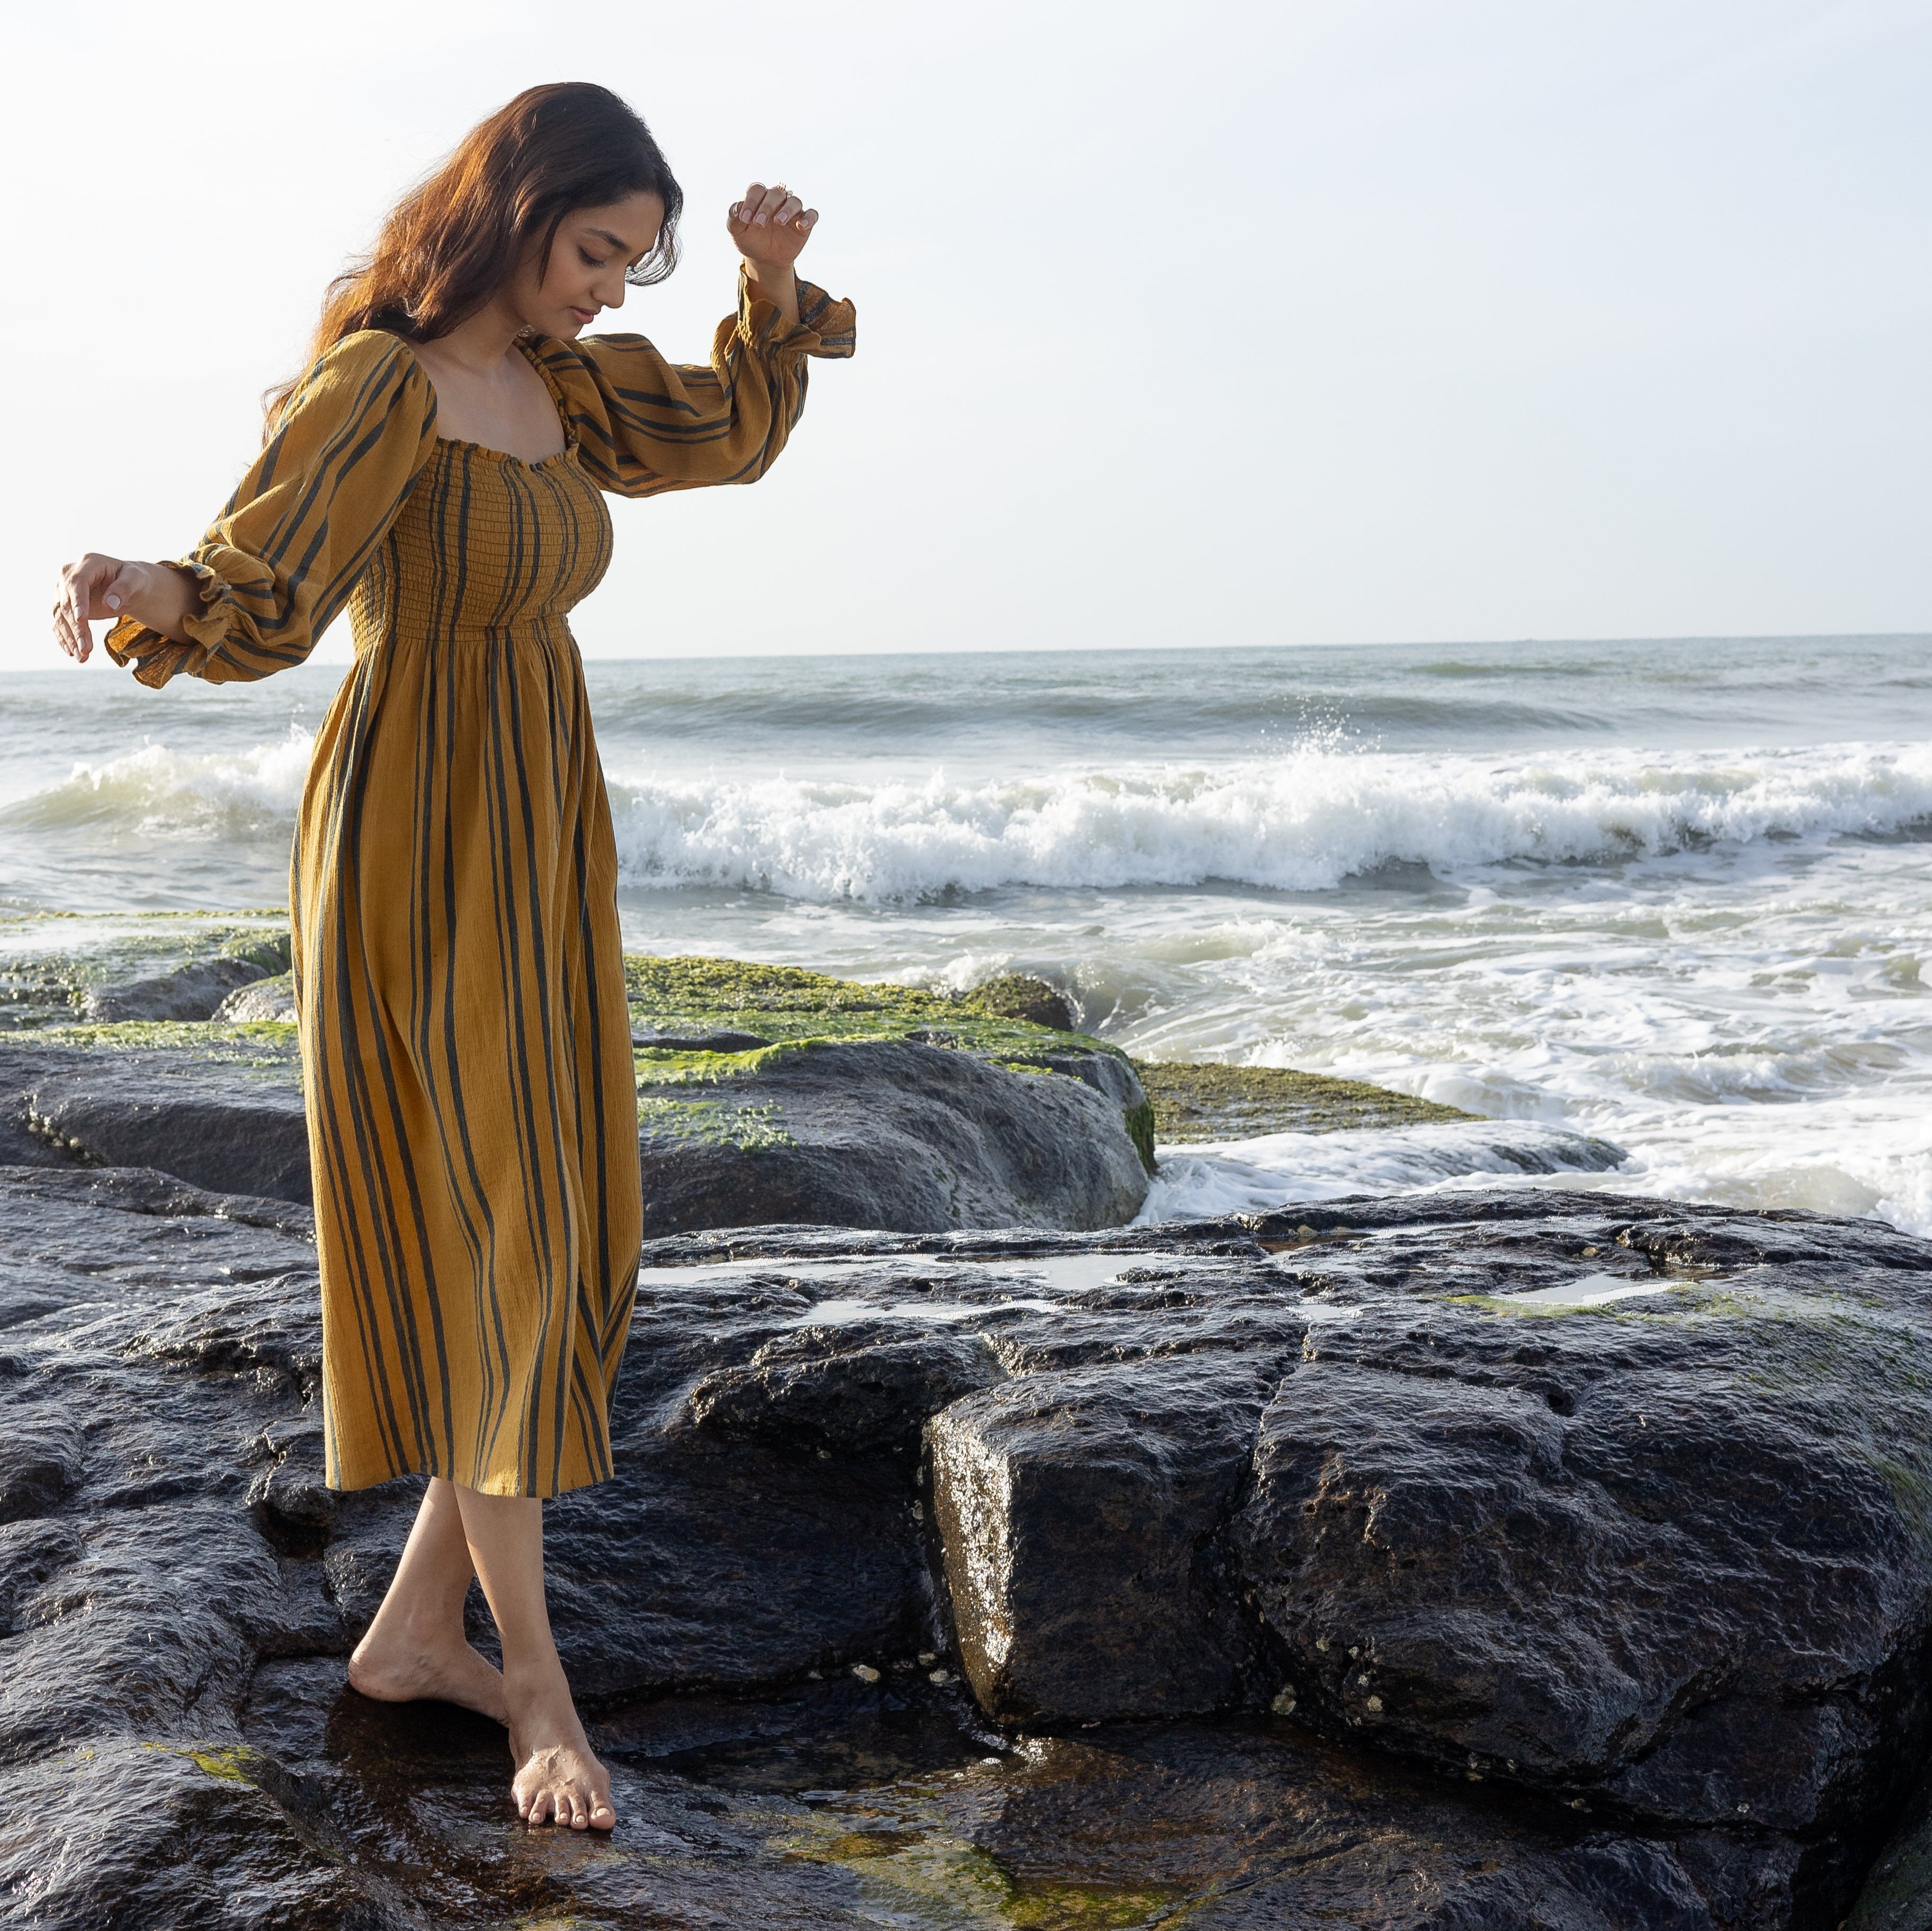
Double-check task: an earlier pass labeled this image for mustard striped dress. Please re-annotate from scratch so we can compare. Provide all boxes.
[106,276,855,1497]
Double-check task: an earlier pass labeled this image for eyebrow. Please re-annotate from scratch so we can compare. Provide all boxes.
[585,226,645,262]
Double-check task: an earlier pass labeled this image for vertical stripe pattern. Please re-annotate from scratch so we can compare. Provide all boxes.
[105,276,856,1496]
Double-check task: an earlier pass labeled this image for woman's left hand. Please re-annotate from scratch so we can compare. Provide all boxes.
[728,183,818,272]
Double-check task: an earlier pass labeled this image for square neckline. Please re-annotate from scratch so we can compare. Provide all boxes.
[401,334,578,470]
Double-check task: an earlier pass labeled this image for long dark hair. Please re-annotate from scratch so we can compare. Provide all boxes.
[268,82,683,422]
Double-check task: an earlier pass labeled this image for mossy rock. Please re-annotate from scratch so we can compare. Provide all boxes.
[627,955,1080,1043]
[1132,1060,1471,1143]
[624,955,1131,1079]
[970,973,1077,1031]
[0,912,292,1031]
[625,956,1158,1190]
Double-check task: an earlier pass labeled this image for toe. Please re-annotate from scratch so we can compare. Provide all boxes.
[590,1795,616,1830]
[567,1791,587,1829]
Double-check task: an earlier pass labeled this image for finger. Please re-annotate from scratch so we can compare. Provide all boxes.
[735,182,767,225]
[797,208,819,233]
[62,569,92,659]
[71,561,112,659]
[102,563,142,618]
[750,183,788,227]
[773,194,803,228]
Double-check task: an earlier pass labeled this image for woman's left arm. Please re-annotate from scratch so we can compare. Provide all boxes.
[731,181,811,327]
[540,185,854,500]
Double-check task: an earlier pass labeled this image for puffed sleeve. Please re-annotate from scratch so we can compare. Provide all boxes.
[105,331,439,688]
[533,270,855,500]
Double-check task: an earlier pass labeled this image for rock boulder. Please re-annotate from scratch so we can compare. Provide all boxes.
[638,1038,1151,1235]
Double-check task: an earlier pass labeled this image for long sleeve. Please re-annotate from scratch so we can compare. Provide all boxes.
[105,331,439,688]
[533,271,855,500]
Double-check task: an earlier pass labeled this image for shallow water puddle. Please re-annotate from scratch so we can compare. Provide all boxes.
[637,1250,1216,1301]
[1488,1271,1679,1309]
[796,1294,1064,1326]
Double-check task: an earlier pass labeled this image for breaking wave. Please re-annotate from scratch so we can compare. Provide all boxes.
[601,741,1932,901]
[0,732,314,839]
[10,732,1931,903]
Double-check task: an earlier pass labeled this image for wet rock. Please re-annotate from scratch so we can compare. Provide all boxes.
[687,1322,1005,1451]
[83,955,274,1022]
[932,1354,1282,1723]
[1137,1057,1474,1139]
[638,1038,1150,1235]
[21,1045,310,1203]
[974,1724,1737,1929]
[1229,1216,1932,1862]
[0,1416,83,1522]
[0,1006,1154,1233]
[1848,1753,1932,1928]
[4,1172,1929,1925]
[968,971,1077,1031]
[631,1025,771,1052]
[214,971,299,1022]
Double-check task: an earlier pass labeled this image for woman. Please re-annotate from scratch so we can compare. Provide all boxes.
[50,82,853,1833]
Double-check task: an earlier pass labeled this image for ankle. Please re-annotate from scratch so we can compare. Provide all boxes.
[360,1605,467,1651]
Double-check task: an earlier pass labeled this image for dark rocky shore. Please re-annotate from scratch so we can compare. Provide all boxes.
[1,918,1923,1926]
[3,1158,1931,1928]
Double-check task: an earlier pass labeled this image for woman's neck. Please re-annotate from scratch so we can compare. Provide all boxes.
[421,293,527,375]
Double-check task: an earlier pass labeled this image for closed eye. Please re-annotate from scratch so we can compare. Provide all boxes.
[579,249,611,269]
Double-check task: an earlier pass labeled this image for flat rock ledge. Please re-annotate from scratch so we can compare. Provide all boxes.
[5,940,1569,1240]
[2,1165,1928,1928]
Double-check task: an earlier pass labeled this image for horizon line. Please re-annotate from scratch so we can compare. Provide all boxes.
[3,628,1929,677]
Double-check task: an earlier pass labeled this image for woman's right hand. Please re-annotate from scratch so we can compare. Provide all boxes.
[52,555,184,663]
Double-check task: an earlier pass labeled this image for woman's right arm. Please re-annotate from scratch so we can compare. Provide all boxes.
[52,332,437,687]
[53,556,198,662]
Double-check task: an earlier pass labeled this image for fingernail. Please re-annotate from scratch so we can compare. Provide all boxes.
[105,595,120,610]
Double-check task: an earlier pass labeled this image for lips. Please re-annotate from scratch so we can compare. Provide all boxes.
[569,307,598,326]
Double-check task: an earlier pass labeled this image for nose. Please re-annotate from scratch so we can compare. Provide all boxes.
[594,266,626,312]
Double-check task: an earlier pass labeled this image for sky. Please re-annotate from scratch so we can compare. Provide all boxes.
[2,0,1928,671]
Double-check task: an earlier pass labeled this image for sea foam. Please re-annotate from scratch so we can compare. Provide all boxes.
[9,733,1931,901]
[602,740,1932,901]
[1,731,314,836]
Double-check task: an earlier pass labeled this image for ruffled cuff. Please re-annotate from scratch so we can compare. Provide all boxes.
[735,266,856,362]
[103,563,232,689]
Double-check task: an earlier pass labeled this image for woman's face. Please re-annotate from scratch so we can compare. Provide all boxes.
[513,192,666,338]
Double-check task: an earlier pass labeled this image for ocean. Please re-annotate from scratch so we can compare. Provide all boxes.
[4,634,1931,1233]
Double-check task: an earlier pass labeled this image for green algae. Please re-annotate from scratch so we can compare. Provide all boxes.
[4,1018,300,1070]
[0,912,291,1031]
[637,1094,794,1151]
[8,938,1456,1170]
[1135,1060,1470,1142]
[141,1740,265,1785]
[775,1795,1180,1929]
[625,955,1120,1062]
[627,956,1160,1166]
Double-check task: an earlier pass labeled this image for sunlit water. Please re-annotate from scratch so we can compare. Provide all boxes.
[4,635,1930,1232]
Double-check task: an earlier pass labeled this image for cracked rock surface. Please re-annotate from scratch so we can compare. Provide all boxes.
[2,1169,1929,1927]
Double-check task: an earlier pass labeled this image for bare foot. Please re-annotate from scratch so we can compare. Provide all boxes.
[348,1625,509,1724]
[506,1660,615,1830]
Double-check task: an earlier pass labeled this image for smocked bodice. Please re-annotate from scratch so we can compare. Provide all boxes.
[349,439,614,653]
